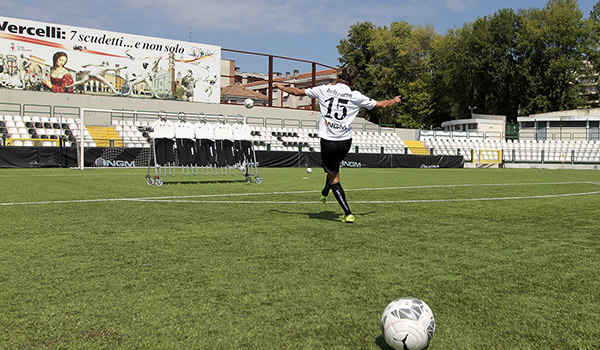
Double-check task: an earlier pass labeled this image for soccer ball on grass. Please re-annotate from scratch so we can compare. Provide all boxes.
[306,167,312,173]
[381,297,435,350]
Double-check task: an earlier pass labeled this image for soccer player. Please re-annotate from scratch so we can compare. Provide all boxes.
[275,67,401,223]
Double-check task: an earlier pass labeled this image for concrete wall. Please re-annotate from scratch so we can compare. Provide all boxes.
[0,89,315,119]
[478,122,504,138]
[382,127,418,140]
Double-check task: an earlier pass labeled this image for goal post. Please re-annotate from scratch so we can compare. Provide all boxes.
[77,108,175,170]
[477,149,503,165]
[75,107,263,183]
[76,108,244,170]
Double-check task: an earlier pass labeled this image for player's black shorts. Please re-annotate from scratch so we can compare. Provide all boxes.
[320,138,352,174]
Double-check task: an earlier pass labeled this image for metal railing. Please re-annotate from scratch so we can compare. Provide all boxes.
[23,104,52,119]
[420,129,489,139]
[0,102,21,116]
[53,106,80,122]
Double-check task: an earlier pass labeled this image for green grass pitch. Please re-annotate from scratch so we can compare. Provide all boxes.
[1,167,599,349]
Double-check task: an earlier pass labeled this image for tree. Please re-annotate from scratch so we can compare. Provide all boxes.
[431,0,591,122]
[518,0,590,114]
[431,9,525,122]
[337,21,437,128]
[337,22,376,97]
[583,1,600,107]
[336,0,596,128]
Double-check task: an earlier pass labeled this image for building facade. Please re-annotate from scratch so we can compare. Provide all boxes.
[517,108,600,141]
[440,114,506,139]
[243,68,337,109]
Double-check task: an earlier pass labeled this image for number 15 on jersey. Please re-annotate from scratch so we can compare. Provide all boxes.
[324,97,349,120]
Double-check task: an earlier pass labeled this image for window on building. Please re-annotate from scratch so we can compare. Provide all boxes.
[561,121,586,128]
[548,121,587,128]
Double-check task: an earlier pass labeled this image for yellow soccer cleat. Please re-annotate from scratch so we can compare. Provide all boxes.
[341,214,355,223]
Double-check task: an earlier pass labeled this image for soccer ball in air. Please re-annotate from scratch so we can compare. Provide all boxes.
[306,167,312,173]
[381,297,435,350]
[244,98,254,109]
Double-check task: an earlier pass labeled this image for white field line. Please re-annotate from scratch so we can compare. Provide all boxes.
[0,173,143,178]
[2,181,600,207]
[127,190,600,204]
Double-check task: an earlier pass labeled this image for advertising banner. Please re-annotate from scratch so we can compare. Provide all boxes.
[0,147,465,169]
[0,16,221,103]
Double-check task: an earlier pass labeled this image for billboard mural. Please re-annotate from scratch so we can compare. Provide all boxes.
[0,16,221,103]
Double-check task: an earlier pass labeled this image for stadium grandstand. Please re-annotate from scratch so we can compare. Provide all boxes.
[2,15,600,170]
[3,99,600,169]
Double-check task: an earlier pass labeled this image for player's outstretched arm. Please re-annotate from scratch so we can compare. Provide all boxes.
[274,82,306,96]
[375,95,402,109]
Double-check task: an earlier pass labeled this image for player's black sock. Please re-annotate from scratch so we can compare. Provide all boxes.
[321,176,331,197]
[331,182,351,215]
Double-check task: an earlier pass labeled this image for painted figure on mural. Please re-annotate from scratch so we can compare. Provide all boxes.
[42,51,74,93]
[201,65,217,98]
[0,54,7,82]
[180,69,198,101]
[15,54,31,89]
[25,63,46,91]
[127,57,161,98]
[67,62,126,94]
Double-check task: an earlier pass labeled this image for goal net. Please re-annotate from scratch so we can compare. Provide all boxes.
[76,108,245,170]
[477,149,503,165]
[76,108,170,170]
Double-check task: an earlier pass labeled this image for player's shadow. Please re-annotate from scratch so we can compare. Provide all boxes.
[270,209,339,222]
[270,209,375,222]
[375,336,394,350]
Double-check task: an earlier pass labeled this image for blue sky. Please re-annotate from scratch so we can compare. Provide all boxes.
[1,0,598,74]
